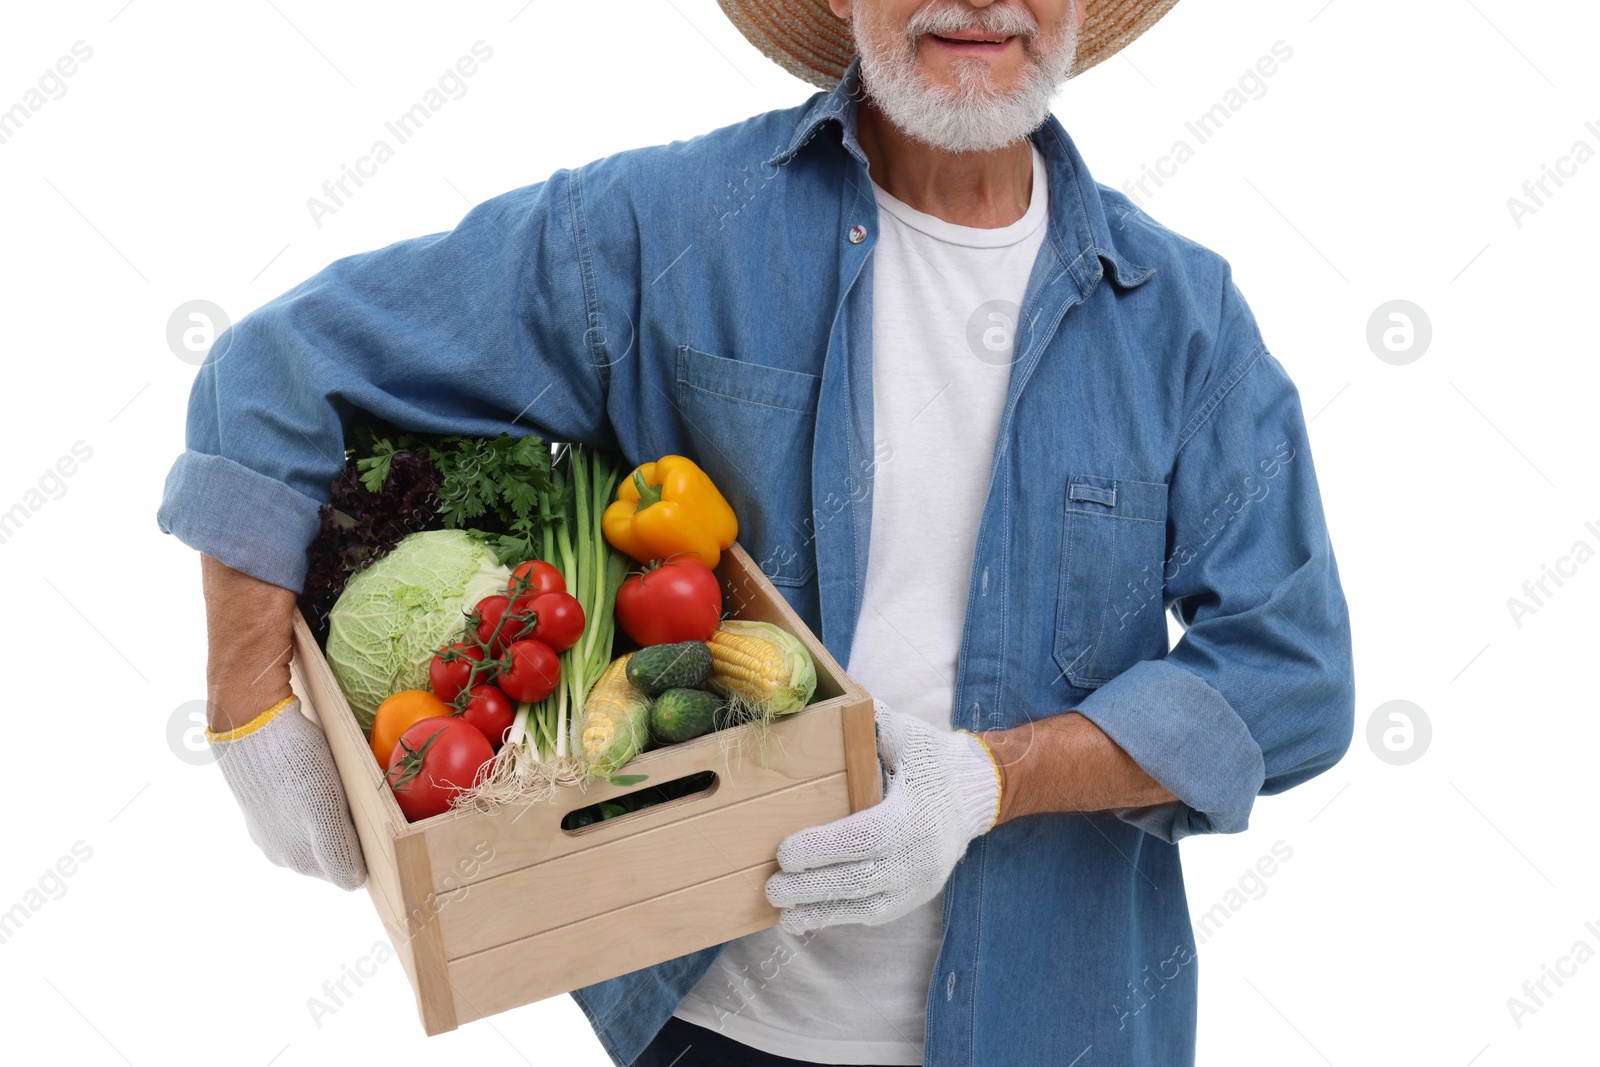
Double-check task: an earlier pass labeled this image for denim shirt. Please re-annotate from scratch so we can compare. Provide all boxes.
[159,55,1354,1067]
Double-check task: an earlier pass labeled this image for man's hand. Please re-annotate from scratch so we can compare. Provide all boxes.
[764,701,1001,934]
[200,554,366,891]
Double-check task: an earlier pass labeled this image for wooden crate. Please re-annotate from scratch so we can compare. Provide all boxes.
[288,541,880,1035]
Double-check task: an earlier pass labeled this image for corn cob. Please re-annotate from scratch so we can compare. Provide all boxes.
[706,621,816,716]
[580,653,652,777]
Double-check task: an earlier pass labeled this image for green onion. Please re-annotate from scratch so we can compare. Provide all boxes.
[502,444,626,767]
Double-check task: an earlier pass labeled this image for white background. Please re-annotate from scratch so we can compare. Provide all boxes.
[2,1,1596,1064]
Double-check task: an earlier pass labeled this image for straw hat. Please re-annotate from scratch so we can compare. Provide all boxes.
[717,0,1182,89]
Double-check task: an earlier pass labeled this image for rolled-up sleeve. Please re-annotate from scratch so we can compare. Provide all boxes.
[157,166,614,592]
[1072,268,1356,842]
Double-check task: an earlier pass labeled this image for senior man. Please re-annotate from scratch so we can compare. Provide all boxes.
[159,0,1355,1064]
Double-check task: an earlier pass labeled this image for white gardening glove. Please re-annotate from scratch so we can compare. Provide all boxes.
[207,696,367,891]
[764,700,1002,934]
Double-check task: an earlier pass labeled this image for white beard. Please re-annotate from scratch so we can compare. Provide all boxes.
[855,3,1080,154]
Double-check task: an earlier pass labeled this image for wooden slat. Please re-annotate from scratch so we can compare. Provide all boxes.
[418,696,850,892]
[840,695,881,812]
[394,833,459,1035]
[438,772,849,958]
[447,860,783,1027]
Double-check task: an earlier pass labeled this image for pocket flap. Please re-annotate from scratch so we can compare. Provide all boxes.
[676,346,821,415]
[1067,481,1116,508]
[1065,475,1167,523]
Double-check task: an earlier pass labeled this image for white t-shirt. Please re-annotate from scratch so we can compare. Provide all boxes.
[672,142,1049,1064]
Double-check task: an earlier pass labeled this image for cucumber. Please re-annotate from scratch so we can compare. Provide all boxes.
[649,688,724,745]
[626,641,713,696]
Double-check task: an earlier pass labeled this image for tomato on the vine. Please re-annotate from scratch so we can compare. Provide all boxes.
[507,560,565,598]
[385,716,494,822]
[497,639,561,703]
[511,590,585,653]
[429,641,485,703]
[457,683,515,749]
[615,559,722,646]
[474,594,534,654]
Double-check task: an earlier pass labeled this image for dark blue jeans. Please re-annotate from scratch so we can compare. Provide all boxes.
[632,1015,916,1066]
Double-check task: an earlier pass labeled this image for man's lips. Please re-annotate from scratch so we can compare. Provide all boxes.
[925,32,1018,52]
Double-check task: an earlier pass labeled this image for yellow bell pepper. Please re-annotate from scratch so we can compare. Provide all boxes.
[602,455,738,569]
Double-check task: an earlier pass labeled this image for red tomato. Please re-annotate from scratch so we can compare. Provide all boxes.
[507,560,565,598]
[385,716,494,822]
[429,641,485,703]
[474,594,534,654]
[615,559,723,646]
[457,684,516,749]
[511,591,585,653]
[497,639,561,702]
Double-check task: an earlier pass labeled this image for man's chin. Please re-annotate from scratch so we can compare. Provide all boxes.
[864,83,1045,149]
[918,59,1023,96]
[876,108,1041,154]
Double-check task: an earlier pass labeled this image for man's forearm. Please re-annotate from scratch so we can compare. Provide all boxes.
[201,553,298,732]
[980,711,1178,825]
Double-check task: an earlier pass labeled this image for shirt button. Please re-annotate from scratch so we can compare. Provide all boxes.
[848,224,866,244]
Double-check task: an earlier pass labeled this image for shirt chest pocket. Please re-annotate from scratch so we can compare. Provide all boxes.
[674,345,821,587]
[1053,474,1171,689]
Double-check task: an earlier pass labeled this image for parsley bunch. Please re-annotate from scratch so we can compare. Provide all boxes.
[299,421,570,645]
[353,426,565,564]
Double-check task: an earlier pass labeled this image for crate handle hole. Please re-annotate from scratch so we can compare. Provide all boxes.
[559,769,719,834]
